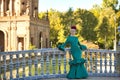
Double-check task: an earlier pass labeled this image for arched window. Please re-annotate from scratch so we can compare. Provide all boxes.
[0,30,4,51]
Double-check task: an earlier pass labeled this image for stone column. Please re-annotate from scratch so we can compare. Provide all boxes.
[26,26,30,50]
[9,0,12,16]
[29,0,32,16]
[24,35,26,50]
[18,42,22,50]
[10,20,17,51]
[13,22,17,51]
[14,0,20,16]
[10,23,14,51]
[25,0,30,15]
[1,0,4,16]
[8,21,11,51]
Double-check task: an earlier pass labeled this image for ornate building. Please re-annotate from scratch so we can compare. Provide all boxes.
[0,0,50,51]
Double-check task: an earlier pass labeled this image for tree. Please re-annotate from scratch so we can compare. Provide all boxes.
[94,7,116,49]
[57,27,65,44]
[47,9,65,47]
[74,9,98,42]
[102,0,118,10]
[61,8,74,36]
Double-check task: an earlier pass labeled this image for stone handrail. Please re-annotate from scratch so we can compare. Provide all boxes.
[0,48,120,80]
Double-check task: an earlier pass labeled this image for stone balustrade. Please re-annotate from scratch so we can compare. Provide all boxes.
[0,48,120,80]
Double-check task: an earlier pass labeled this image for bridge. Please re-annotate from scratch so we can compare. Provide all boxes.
[0,48,120,80]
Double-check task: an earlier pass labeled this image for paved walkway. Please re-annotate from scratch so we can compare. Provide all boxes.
[41,77,120,80]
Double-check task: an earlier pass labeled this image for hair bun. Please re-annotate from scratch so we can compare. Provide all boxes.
[71,26,76,29]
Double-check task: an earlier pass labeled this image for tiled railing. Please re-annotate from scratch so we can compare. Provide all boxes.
[0,48,120,80]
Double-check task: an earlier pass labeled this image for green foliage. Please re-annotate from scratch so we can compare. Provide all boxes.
[57,28,65,44]
[38,11,48,20]
[29,43,36,50]
[94,7,116,49]
[38,0,120,49]
[75,9,98,41]
[102,0,118,10]
[116,11,120,25]
[47,9,66,47]
[61,8,74,36]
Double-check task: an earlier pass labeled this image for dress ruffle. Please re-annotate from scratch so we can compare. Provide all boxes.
[69,58,86,65]
[67,58,88,79]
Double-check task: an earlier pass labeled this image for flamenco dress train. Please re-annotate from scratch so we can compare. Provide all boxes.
[58,36,88,79]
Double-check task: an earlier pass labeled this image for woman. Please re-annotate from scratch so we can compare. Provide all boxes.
[58,25,88,79]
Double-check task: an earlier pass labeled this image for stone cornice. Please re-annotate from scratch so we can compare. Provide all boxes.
[0,16,49,27]
[0,16,30,21]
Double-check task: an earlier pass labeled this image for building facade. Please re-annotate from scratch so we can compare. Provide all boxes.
[0,0,50,51]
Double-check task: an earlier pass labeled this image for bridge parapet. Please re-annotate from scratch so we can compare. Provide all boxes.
[0,48,120,80]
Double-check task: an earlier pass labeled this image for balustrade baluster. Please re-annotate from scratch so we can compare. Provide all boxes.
[28,53,32,76]
[63,52,67,74]
[52,52,56,74]
[69,51,72,62]
[0,48,120,79]
[3,54,7,80]
[9,54,13,79]
[100,52,103,73]
[109,53,112,73]
[22,53,26,77]
[95,52,98,73]
[46,52,50,75]
[113,52,117,74]
[16,53,20,78]
[58,52,61,74]
[104,52,107,73]
[89,51,93,73]
[34,52,38,75]
[85,51,88,71]
[40,52,44,75]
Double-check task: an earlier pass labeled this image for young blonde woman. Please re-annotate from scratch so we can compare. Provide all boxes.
[58,26,88,79]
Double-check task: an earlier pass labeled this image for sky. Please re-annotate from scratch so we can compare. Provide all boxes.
[38,0,120,12]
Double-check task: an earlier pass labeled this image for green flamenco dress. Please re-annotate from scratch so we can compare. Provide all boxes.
[58,35,88,79]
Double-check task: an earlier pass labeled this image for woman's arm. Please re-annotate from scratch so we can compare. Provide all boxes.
[58,36,69,51]
[78,41,87,50]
